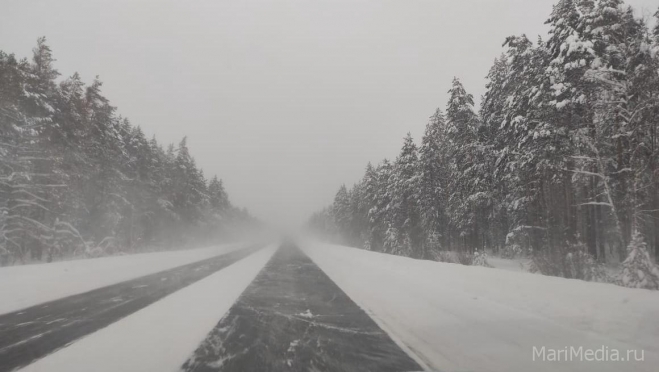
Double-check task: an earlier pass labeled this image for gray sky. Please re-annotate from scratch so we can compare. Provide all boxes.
[1,0,657,229]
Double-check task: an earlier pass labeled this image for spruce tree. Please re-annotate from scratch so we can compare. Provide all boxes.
[418,109,448,256]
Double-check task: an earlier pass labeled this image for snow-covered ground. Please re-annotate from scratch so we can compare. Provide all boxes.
[18,244,278,372]
[0,243,247,315]
[304,242,659,372]
[488,256,529,272]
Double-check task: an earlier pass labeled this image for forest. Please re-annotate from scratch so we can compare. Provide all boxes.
[0,38,258,265]
[309,0,659,288]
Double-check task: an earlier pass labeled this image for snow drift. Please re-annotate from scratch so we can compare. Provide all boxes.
[304,242,659,372]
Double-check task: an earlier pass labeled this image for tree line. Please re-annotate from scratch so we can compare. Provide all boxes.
[309,0,659,287]
[0,38,258,265]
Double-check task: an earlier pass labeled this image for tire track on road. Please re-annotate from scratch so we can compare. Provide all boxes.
[181,243,422,372]
[0,245,263,372]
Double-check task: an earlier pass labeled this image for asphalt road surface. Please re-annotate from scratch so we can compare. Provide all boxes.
[0,245,262,372]
[181,243,423,372]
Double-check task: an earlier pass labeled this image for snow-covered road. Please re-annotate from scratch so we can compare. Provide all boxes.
[0,243,246,315]
[0,246,263,372]
[2,240,658,372]
[16,245,279,372]
[182,243,421,372]
[304,242,659,372]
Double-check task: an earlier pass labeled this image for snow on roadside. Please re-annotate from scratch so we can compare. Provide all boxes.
[18,244,278,372]
[0,243,248,315]
[488,256,529,272]
[304,242,659,372]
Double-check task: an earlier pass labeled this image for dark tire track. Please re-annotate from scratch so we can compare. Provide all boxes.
[0,244,263,372]
[181,243,422,372]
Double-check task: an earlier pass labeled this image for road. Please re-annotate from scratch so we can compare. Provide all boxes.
[3,242,657,372]
[0,245,262,372]
[0,243,423,372]
[181,243,422,372]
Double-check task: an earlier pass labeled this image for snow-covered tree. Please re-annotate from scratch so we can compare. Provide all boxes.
[418,109,449,256]
[386,134,421,257]
[309,0,659,287]
[0,38,258,265]
[617,232,659,289]
[445,78,490,252]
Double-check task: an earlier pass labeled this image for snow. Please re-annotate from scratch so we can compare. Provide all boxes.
[296,309,314,318]
[488,256,529,272]
[18,244,278,372]
[0,243,247,315]
[304,242,659,372]
[288,339,300,352]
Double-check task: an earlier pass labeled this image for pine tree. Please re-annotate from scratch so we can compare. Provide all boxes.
[0,38,257,264]
[309,0,659,282]
[370,159,394,253]
[445,78,483,252]
[575,0,650,260]
[172,137,208,229]
[332,184,351,245]
[388,133,421,257]
[418,109,448,256]
[481,53,515,253]
[360,163,378,250]
[208,176,230,214]
[0,43,71,262]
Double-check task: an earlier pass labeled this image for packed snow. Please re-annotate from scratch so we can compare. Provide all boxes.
[304,242,659,372]
[0,243,247,315]
[17,244,278,372]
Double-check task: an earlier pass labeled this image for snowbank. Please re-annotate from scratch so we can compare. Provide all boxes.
[18,244,278,372]
[0,243,246,315]
[488,256,529,272]
[304,242,659,372]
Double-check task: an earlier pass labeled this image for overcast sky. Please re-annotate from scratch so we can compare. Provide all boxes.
[1,0,657,229]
